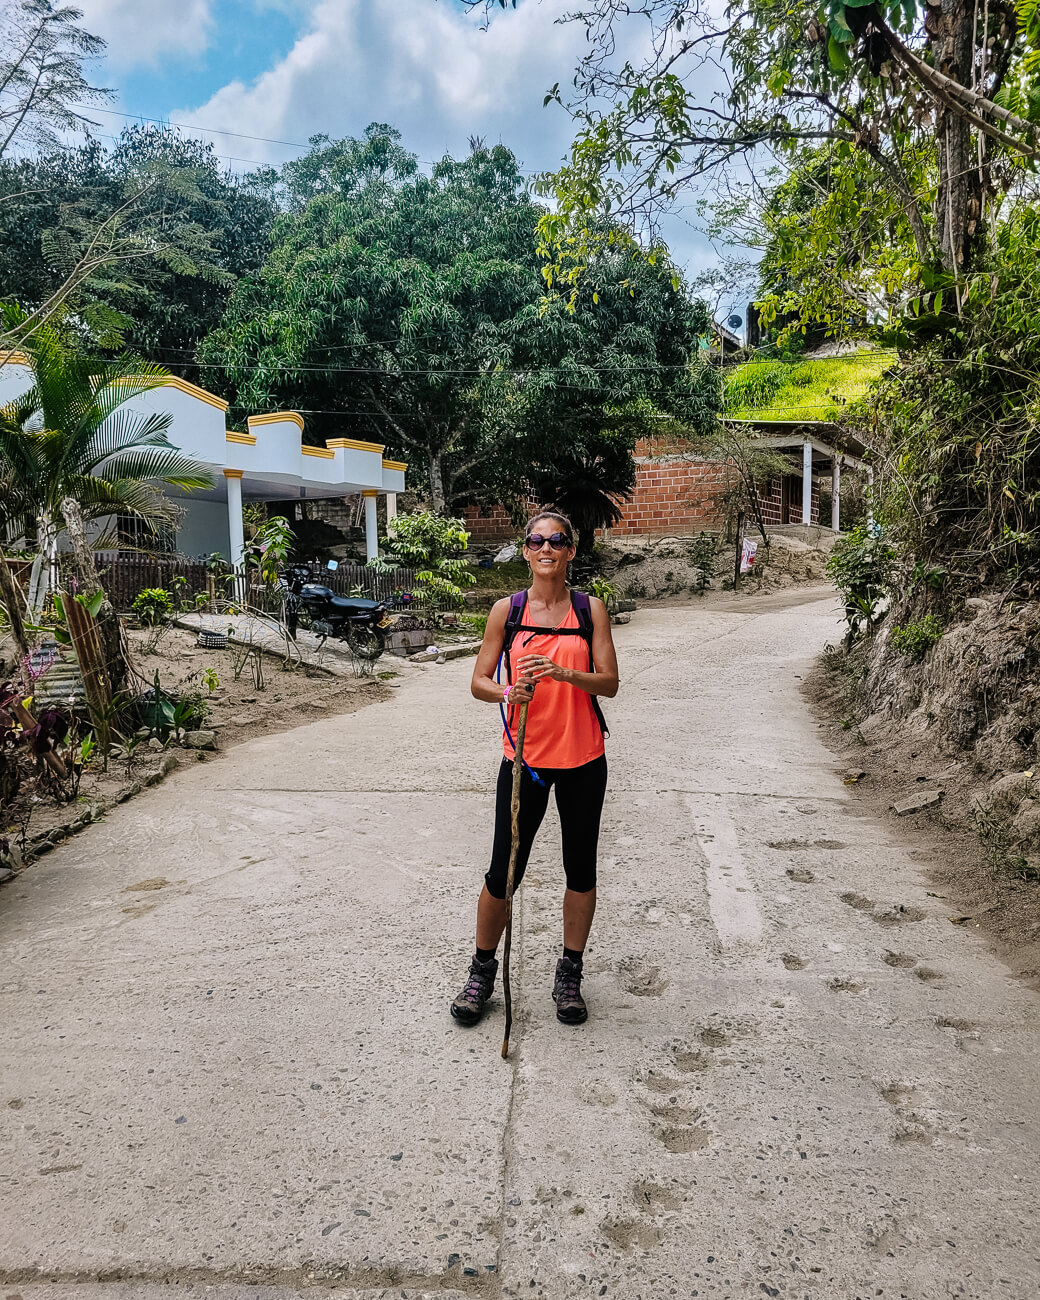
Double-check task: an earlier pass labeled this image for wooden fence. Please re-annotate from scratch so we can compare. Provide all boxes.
[94,555,211,610]
[322,565,419,603]
[91,555,420,611]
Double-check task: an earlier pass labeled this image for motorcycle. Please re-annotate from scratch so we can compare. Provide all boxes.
[280,561,390,660]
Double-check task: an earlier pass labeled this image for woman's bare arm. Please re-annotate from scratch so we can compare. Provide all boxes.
[470,597,537,705]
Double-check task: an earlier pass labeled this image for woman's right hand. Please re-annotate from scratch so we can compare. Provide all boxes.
[506,675,536,706]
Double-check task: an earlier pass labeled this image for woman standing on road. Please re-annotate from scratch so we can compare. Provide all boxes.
[451,511,620,1028]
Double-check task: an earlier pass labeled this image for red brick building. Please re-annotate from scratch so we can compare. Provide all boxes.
[462,424,857,543]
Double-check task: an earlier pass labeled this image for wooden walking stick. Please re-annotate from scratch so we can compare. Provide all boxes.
[501,699,530,1060]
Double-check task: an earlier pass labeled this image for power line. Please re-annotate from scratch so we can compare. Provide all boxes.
[74,105,542,175]
[78,105,308,150]
[163,353,896,378]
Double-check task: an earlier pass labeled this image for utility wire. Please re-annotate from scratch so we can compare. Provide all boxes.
[73,105,541,175]
[77,105,308,150]
[159,353,897,377]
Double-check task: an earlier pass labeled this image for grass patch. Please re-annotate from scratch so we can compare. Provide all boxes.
[464,561,530,592]
[971,801,1039,882]
[725,351,893,422]
[457,613,489,637]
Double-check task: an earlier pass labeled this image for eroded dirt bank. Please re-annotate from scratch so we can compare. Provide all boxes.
[808,592,1040,988]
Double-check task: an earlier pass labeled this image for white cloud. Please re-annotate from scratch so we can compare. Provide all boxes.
[78,0,214,68]
[171,0,730,277]
[174,0,594,175]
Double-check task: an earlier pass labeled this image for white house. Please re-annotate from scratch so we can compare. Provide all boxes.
[0,353,407,563]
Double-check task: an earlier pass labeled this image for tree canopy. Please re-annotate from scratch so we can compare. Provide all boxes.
[199,125,718,517]
[537,0,1040,320]
[0,0,111,160]
[0,126,275,362]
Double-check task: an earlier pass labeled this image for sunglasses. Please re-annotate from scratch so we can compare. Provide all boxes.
[524,532,573,550]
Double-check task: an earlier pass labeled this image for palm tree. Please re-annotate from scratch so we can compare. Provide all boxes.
[534,443,634,559]
[0,327,212,614]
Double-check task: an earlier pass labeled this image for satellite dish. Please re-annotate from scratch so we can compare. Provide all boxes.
[728,313,743,329]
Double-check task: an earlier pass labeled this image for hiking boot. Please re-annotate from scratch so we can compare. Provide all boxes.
[553,956,588,1025]
[450,954,498,1026]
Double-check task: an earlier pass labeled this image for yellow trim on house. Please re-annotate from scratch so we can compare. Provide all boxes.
[226,431,257,445]
[302,445,335,459]
[160,375,229,411]
[362,489,380,498]
[0,350,30,366]
[223,468,244,480]
[382,458,408,472]
[325,437,386,453]
[248,410,305,431]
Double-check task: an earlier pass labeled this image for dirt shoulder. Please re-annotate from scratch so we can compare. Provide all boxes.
[805,654,1040,990]
[126,622,395,750]
[3,624,395,868]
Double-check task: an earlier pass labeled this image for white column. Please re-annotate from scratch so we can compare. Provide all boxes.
[224,470,245,599]
[385,492,398,526]
[801,440,813,524]
[831,456,842,532]
[363,490,379,560]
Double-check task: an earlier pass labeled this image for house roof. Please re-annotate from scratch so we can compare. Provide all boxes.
[723,350,893,424]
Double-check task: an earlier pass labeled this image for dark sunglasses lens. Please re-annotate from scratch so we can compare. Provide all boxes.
[525,532,571,550]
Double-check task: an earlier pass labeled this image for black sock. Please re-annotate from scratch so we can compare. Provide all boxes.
[475,946,497,963]
[563,946,584,965]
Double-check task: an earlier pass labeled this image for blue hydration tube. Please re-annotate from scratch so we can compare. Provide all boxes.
[496,652,544,786]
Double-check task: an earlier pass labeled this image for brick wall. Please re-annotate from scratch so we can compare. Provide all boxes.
[609,448,730,537]
[308,496,363,531]
[463,505,523,544]
[757,476,821,527]
[462,439,821,542]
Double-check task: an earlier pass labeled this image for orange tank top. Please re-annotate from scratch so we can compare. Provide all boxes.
[501,603,605,770]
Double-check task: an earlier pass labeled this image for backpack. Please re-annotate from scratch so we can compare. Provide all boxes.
[500,588,609,738]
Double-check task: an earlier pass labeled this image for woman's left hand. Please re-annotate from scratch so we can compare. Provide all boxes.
[515,652,570,683]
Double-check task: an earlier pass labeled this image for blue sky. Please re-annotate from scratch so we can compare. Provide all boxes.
[76,0,737,302]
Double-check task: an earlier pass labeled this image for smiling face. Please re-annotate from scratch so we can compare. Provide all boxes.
[523,515,576,579]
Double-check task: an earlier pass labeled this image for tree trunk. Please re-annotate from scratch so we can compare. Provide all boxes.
[26,511,56,617]
[935,0,984,271]
[0,545,29,657]
[60,497,128,694]
[429,452,447,515]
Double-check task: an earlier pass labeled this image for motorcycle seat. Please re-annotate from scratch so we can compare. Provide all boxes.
[328,595,382,614]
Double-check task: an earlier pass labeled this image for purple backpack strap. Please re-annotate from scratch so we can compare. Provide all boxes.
[569,589,594,639]
[502,590,528,678]
[569,590,609,738]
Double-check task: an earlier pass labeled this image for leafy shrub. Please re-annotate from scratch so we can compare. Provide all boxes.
[132,588,173,627]
[587,577,619,613]
[890,614,945,662]
[826,526,896,638]
[370,511,477,611]
[246,515,294,585]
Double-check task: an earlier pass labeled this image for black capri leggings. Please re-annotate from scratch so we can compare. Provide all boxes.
[484,754,608,900]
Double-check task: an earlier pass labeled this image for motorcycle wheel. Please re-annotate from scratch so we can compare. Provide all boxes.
[347,625,386,661]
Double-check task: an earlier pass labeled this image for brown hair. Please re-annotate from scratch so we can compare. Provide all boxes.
[524,509,573,543]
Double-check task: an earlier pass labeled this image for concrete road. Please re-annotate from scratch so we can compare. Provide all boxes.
[2,590,1038,1300]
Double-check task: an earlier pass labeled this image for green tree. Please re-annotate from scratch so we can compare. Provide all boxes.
[201,128,545,512]
[0,127,275,362]
[536,0,1040,314]
[0,0,111,160]
[201,126,718,515]
[0,323,212,613]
